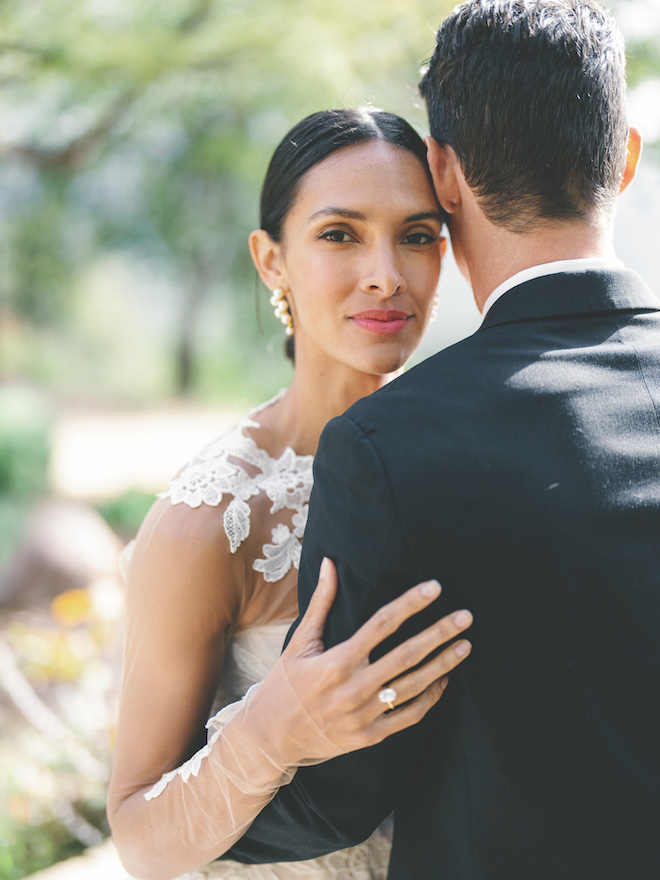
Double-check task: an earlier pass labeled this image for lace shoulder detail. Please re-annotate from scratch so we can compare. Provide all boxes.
[159,395,314,583]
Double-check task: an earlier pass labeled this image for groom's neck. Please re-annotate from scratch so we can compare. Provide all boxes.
[454,213,617,314]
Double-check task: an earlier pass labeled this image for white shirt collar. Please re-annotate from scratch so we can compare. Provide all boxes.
[480,258,625,320]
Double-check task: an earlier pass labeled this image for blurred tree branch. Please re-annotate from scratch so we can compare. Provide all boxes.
[0,93,135,169]
[179,0,215,33]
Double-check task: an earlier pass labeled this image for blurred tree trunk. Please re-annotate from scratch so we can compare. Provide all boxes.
[176,258,211,394]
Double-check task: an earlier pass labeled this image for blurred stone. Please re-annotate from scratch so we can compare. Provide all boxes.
[0,500,123,609]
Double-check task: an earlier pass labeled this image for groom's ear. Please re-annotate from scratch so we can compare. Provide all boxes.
[619,126,642,194]
[425,137,462,216]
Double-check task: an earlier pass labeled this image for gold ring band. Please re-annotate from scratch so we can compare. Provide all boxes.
[377,687,398,712]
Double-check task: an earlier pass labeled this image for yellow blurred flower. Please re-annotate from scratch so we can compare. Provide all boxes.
[50,589,93,628]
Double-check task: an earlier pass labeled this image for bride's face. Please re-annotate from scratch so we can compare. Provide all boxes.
[273,139,445,378]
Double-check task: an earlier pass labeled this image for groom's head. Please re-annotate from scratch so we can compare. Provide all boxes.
[419,0,629,232]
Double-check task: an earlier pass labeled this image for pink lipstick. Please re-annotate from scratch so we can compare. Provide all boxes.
[350,309,411,336]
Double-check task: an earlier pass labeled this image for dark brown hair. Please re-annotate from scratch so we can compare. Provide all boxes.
[419,0,629,231]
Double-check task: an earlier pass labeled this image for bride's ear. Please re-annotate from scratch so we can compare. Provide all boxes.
[425,137,462,216]
[249,229,286,291]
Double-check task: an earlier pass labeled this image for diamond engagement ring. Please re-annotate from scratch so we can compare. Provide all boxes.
[377,687,398,712]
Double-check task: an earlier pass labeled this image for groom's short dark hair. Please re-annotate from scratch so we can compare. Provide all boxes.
[419,0,629,232]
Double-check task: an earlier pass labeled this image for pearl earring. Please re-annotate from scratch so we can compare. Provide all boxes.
[270,288,294,336]
[430,292,440,323]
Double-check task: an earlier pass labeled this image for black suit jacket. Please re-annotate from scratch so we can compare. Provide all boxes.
[227,269,660,879]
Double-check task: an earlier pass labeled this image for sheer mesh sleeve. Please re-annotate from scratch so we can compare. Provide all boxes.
[107,498,300,880]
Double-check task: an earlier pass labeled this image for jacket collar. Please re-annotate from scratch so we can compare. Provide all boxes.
[480,268,659,331]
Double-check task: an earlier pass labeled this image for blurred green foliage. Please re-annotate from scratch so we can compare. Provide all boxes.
[95,488,154,540]
[0,817,90,880]
[0,0,459,401]
[0,387,51,499]
[0,385,53,565]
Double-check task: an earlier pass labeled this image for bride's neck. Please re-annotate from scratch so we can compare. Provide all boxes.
[257,363,398,457]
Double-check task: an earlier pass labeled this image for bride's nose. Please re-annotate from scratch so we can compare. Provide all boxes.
[360,243,407,297]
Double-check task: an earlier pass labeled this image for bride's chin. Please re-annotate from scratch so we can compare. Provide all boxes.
[359,352,410,378]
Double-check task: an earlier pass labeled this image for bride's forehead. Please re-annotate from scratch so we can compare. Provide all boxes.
[290,141,433,211]
[307,140,422,182]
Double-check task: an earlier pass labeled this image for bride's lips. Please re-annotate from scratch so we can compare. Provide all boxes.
[349,309,412,336]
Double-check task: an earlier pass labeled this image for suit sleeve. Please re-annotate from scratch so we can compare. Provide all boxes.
[225,413,432,863]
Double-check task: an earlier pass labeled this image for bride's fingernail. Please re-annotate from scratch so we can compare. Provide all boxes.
[454,640,471,657]
[420,580,441,599]
[319,557,331,579]
[453,610,473,628]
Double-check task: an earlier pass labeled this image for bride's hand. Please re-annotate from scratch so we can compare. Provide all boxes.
[247,558,472,767]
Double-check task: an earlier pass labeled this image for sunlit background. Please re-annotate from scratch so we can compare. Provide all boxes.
[0,1,658,876]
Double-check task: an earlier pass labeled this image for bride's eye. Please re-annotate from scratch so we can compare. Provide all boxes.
[402,230,438,245]
[319,229,355,243]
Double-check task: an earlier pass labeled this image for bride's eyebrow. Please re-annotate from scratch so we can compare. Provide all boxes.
[308,207,366,221]
[405,211,444,223]
[308,208,444,224]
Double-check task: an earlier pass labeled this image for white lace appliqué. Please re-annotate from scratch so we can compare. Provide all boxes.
[144,687,261,801]
[159,397,314,583]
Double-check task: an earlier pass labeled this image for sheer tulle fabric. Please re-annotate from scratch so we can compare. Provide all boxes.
[137,626,390,879]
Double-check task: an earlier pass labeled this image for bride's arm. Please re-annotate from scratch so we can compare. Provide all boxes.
[107,496,258,879]
[108,498,472,880]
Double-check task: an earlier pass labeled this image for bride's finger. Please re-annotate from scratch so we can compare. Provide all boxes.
[366,608,473,690]
[286,557,338,652]
[340,580,443,662]
[370,678,449,742]
[350,678,449,749]
[370,637,472,719]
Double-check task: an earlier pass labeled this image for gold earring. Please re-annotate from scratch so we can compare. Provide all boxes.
[270,288,294,336]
